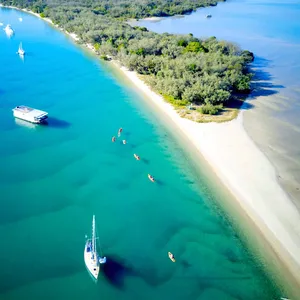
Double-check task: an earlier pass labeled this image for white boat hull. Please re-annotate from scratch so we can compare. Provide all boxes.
[13,109,48,124]
[84,240,99,281]
[4,25,14,36]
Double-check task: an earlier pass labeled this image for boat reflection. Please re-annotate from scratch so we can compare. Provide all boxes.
[15,118,38,129]
[18,53,25,62]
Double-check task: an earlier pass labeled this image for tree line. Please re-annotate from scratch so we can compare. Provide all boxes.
[4,0,224,19]
[1,0,254,115]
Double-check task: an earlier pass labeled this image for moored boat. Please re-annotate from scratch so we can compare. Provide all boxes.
[4,24,14,36]
[84,215,106,281]
[17,42,25,56]
[12,105,48,123]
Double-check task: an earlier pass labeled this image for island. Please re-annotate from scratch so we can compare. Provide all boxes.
[1,0,254,122]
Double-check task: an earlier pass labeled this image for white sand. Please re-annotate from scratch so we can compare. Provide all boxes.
[143,17,163,21]
[86,43,96,52]
[118,65,300,284]
[66,32,80,41]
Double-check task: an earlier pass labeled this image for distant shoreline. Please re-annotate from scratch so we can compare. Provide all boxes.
[2,4,300,296]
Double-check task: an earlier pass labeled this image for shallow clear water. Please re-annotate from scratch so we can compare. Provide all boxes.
[0,7,282,300]
[132,0,300,207]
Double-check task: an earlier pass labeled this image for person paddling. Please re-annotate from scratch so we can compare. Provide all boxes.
[118,127,123,137]
[168,252,175,262]
[148,174,155,182]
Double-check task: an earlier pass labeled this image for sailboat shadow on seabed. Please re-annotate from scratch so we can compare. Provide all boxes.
[102,256,134,288]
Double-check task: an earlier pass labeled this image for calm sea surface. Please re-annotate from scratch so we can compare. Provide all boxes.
[133,0,300,207]
[0,7,283,300]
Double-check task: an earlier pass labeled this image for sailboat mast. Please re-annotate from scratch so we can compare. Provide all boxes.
[92,215,96,256]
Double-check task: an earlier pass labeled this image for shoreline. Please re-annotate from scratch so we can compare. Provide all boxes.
[0,5,80,41]
[115,63,300,290]
[2,4,300,295]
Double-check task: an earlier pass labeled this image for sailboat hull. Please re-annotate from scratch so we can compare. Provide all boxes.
[84,240,100,281]
[17,43,25,56]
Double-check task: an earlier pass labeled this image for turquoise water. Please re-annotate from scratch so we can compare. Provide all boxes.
[133,0,300,207]
[0,7,281,300]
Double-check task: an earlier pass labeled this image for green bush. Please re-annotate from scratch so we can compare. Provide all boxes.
[94,42,101,52]
[199,103,223,115]
[100,55,109,60]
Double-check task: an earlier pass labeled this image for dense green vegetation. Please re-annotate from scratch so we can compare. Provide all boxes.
[2,0,224,19]
[1,0,254,115]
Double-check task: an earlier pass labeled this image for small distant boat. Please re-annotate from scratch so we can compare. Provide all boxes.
[112,136,116,142]
[134,154,140,160]
[19,17,23,22]
[168,252,175,262]
[122,140,126,145]
[148,174,155,182]
[206,14,212,18]
[4,24,14,36]
[84,215,106,281]
[17,42,25,56]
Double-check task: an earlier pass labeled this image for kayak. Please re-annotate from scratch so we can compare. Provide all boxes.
[134,154,140,160]
[168,252,175,262]
[148,174,155,182]
[112,136,116,142]
[118,128,123,137]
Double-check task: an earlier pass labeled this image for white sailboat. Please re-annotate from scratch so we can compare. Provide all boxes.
[84,215,106,281]
[17,42,25,56]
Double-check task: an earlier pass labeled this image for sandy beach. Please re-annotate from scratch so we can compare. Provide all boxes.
[2,3,300,294]
[116,64,300,287]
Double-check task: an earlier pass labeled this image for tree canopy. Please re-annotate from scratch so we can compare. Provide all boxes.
[1,0,254,115]
[3,0,224,19]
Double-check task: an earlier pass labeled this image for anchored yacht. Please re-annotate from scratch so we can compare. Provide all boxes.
[12,106,48,123]
[84,215,106,281]
[4,24,14,36]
